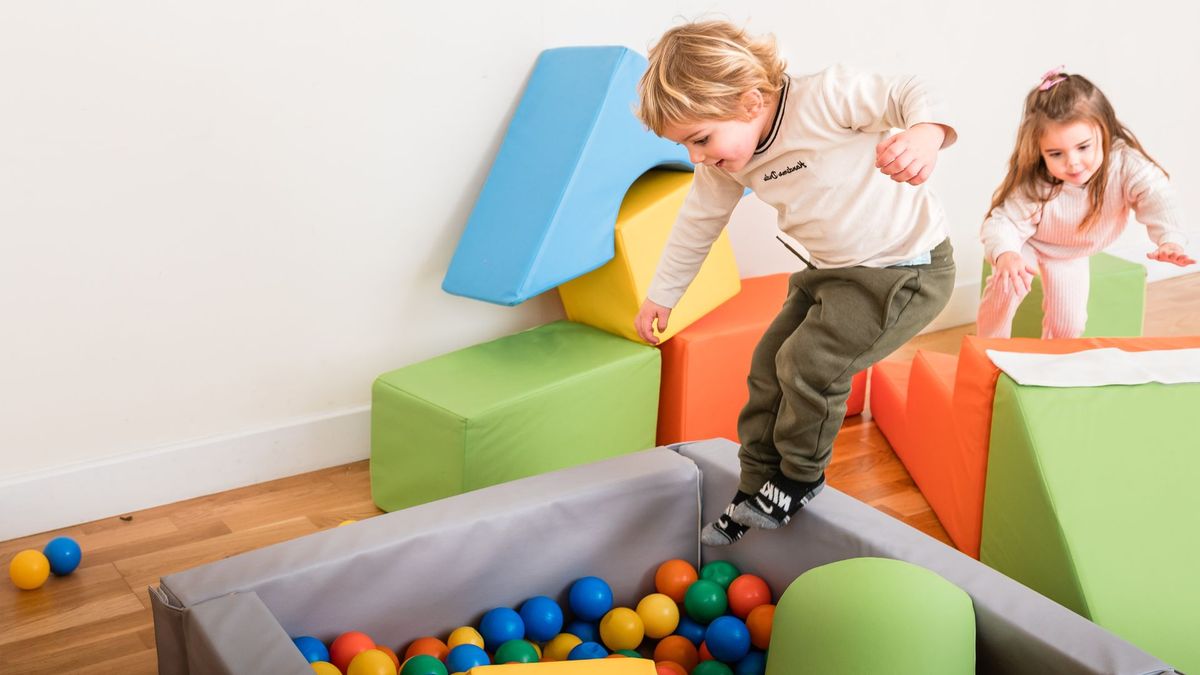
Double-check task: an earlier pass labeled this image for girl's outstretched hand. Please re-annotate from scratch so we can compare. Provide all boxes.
[875,123,947,186]
[1147,242,1196,267]
[634,299,672,345]
[992,251,1038,295]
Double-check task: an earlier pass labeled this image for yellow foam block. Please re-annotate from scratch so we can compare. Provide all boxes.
[558,170,741,344]
[469,660,656,674]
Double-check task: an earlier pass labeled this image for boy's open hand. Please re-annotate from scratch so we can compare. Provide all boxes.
[635,299,672,345]
[875,123,947,186]
[991,251,1038,296]
[1147,242,1195,267]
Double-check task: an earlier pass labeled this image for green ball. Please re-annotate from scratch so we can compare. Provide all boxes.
[617,649,643,658]
[684,579,729,623]
[494,639,540,664]
[700,560,741,589]
[693,660,734,675]
[400,654,448,675]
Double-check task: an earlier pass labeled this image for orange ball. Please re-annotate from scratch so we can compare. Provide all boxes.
[727,574,772,619]
[656,662,688,675]
[654,559,698,603]
[698,641,713,661]
[330,631,376,673]
[404,636,449,662]
[746,603,775,650]
[653,635,698,673]
[375,645,400,669]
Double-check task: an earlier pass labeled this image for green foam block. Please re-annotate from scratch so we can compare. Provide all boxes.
[370,320,661,512]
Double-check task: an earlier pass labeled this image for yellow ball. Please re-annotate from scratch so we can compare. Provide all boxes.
[9,549,51,590]
[312,662,341,675]
[337,519,358,527]
[447,626,484,649]
[542,632,582,661]
[636,593,681,638]
[599,607,645,652]
[348,648,397,675]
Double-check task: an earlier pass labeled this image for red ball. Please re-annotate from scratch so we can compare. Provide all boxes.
[727,574,772,619]
[330,631,375,673]
[699,641,713,661]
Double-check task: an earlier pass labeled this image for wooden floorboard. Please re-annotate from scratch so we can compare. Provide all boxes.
[2,272,1195,672]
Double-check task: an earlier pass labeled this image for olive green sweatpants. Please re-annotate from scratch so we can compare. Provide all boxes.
[736,238,956,493]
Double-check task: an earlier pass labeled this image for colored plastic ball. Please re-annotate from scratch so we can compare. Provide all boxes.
[700,560,740,589]
[479,607,525,651]
[568,641,609,660]
[705,615,751,662]
[699,642,713,661]
[330,631,376,673]
[42,537,82,576]
[312,662,341,675]
[684,579,728,623]
[399,653,446,675]
[616,649,642,658]
[675,615,707,645]
[727,574,772,619]
[293,636,330,663]
[446,626,484,650]
[404,636,449,662]
[569,576,614,621]
[636,593,680,639]
[348,648,397,675]
[694,660,735,675]
[565,619,599,644]
[653,635,699,672]
[376,646,400,670]
[9,549,51,590]
[599,607,645,651]
[656,662,688,675]
[519,595,564,642]
[337,519,358,527]
[494,639,539,664]
[446,644,490,672]
[655,559,699,603]
[543,633,583,661]
[745,604,775,650]
[734,650,766,675]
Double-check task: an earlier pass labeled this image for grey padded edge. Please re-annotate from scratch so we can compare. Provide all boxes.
[157,447,701,650]
[183,591,312,675]
[677,438,1180,675]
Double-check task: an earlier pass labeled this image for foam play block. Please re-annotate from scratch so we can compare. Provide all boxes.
[899,351,966,546]
[982,373,1200,672]
[370,321,660,511]
[868,358,911,454]
[980,252,1146,337]
[558,170,740,343]
[656,274,866,446]
[442,47,692,306]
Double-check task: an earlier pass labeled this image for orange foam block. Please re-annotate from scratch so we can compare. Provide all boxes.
[657,274,866,446]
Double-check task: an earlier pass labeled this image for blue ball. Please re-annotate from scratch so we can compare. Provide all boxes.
[291,636,329,663]
[447,644,490,673]
[479,607,525,651]
[734,650,766,675]
[705,615,751,663]
[42,537,82,576]
[519,595,564,642]
[564,620,598,644]
[567,641,609,660]
[568,576,613,621]
[675,615,706,645]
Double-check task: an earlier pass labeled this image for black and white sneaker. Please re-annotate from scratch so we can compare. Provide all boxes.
[731,472,825,530]
[700,491,753,546]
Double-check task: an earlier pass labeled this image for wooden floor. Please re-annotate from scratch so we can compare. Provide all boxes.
[2,272,1197,674]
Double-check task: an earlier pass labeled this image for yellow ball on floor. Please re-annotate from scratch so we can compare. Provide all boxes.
[9,549,51,590]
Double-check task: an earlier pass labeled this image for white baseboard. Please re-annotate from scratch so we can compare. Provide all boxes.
[0,406,370,542]
[922,279,980,334]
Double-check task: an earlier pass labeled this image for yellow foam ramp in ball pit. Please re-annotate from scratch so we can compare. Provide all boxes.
[470,661,655,674]
[558,169,740,344]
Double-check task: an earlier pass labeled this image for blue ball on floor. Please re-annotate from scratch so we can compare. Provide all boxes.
[292,636,329,663]
[519,595,564,642]
[568,576,613,621]
[43,537,82,576]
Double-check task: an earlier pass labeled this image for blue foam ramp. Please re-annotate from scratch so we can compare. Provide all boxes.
[442,46,692,306]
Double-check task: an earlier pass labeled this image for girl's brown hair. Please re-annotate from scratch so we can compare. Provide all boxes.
[988,72,1165,230]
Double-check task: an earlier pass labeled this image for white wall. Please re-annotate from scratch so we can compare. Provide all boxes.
[1,1,1196,535]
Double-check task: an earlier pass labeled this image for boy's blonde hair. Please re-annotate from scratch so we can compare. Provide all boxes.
[637,19,787,136]
[989,72,1165,231]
